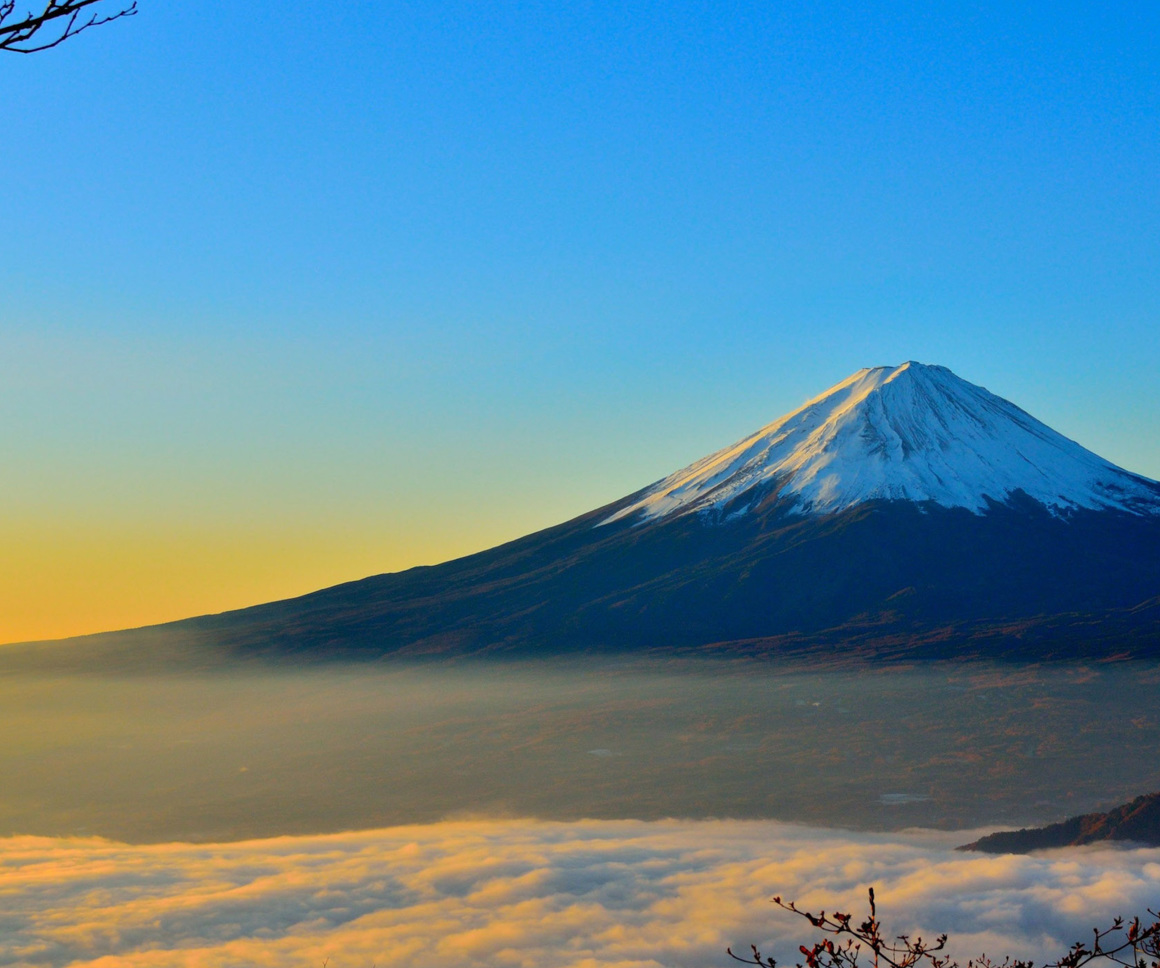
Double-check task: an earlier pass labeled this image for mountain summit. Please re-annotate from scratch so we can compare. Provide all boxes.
[607,362,1160,523]
[30,363,1160,664]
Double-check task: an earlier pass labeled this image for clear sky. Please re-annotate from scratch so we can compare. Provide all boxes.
[1,0,1157,644]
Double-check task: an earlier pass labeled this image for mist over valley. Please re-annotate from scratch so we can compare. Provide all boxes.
[2,657,1158,844]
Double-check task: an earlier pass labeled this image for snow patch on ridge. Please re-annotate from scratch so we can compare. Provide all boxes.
[603,362,1160,524]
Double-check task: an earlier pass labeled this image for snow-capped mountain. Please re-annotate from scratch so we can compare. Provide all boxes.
[32,363,1160,664]
[606,362,1160,524]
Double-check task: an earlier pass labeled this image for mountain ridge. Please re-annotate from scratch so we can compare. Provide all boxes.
[959,792,1160,853]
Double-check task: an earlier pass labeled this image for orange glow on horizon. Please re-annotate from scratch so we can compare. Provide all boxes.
[0,521,509,646]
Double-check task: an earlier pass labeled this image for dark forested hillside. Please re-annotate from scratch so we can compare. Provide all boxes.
[960,792,1160,852]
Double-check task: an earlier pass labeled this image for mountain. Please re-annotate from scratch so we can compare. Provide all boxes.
[605,363,1160,522]
[959,792,1160,853]
[31,362,1160,662]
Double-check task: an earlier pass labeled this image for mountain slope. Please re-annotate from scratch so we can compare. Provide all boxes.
[27,362,1160,663]
[959,792,1160,853]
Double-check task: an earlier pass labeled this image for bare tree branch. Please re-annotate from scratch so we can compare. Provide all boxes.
[0,0,136,53]
[728,888,1160,968]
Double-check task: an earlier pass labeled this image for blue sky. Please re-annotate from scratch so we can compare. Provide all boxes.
[1,0,1158,640]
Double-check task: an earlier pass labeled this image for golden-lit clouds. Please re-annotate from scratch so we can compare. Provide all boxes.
[3,820,1160,968]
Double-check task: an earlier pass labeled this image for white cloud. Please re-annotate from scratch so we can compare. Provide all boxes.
[1,820,1158,968]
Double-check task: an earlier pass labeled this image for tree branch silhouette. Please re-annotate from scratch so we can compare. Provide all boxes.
[729,888,1160,968]
[0,0,135,53]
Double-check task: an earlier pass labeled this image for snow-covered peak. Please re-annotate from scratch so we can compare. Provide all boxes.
[603,362,1160,524]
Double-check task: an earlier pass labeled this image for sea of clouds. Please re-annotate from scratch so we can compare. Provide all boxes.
[2,819,1159,968]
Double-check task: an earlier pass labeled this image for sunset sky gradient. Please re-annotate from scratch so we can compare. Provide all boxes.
[2,0,1158,642]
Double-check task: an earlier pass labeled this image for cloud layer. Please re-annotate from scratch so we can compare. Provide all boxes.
[2,820,1159,968]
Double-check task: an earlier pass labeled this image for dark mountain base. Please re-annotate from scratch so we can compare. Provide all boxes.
[32,494,1160,664]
